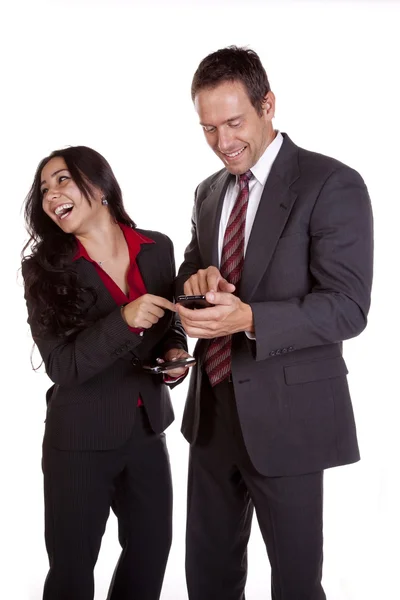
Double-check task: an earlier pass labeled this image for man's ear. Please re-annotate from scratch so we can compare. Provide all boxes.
[262,91,275,120]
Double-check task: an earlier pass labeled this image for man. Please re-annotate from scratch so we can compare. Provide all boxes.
[175,46,373,600]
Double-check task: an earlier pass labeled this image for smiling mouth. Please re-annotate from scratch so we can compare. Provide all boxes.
[54,203,74,220]
[222,146,247,159]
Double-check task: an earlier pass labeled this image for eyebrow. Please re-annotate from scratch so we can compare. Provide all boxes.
[40,169,69,187]
[200,115,244,127]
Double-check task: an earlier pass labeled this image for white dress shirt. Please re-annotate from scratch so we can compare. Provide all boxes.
[218,131,284,264]
[217,131,284,339]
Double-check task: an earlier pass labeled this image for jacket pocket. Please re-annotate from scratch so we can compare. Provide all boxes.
[284,356,348,385]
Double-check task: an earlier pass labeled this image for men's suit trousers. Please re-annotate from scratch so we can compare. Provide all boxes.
[186,379,326,600]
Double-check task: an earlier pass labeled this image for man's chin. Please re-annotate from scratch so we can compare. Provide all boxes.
[218,154,251,175]
[224,163,249,176]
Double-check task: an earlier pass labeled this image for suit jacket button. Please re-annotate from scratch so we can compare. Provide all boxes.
[288,346,294,352]
[276,349,282,355]
[270,350,276,357]
[282,348,288,354]
[132,357,139,366]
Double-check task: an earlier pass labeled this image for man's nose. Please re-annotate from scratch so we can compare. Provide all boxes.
[217,129,234,153]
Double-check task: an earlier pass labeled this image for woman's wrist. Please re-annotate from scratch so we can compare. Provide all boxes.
[120,304,128,324]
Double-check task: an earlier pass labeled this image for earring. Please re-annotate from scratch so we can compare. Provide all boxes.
[101,196,108,205]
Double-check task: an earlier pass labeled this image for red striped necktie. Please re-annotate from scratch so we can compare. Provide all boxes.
[204,170,252,387]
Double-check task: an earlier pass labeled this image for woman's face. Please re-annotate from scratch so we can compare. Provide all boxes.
[40,156,104,235]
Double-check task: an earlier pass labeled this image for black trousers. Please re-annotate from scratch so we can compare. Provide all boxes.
[186,380,326,600]
[42,406,173,600]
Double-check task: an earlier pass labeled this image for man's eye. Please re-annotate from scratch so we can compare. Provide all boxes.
[203,126,216,134]
[230,121,241,128]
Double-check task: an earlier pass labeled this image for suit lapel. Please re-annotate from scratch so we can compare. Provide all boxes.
[75,237,162,312]
[198,170,232,267]
[74,258,117,315]
[135,242,163,294]
[240,134,300,301]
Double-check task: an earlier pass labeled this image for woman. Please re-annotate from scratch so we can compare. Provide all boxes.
[21,146,190,600]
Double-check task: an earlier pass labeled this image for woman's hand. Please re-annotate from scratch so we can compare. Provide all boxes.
[160,348,195,378]
[121,294,176,329]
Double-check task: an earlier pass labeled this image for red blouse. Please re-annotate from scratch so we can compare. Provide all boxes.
[74,223,154,406]
[74,222,154,333]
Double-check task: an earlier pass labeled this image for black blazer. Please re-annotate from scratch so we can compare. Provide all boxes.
[176,133,373,477]
[24,229,187,451]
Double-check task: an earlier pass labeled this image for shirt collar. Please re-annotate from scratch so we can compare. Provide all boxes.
[242,130,284,187]
[73,222,154,263]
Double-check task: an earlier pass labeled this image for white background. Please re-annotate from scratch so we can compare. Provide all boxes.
[1,0,399,598]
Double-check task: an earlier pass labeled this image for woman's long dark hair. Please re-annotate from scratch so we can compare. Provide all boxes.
[22,146,135,338]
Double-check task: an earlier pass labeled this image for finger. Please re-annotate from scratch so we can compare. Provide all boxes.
[145,295,176,312]
[206,267,223,292]
[177,304,220,322]
[189,274,202,296]
[135,309,160,326]
[206,291,236,306]
[148,312,162,325]
[165,350,190,361]
[141,318,156,329]
[218,278,236,293]
[147,306,165,320]
[197,270,209,295]
[181,319,220,332]
[183,279,194,295]
[184,326,216,339]
[165,367,188,377]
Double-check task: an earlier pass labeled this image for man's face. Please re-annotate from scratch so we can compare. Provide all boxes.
[194,80,275,175]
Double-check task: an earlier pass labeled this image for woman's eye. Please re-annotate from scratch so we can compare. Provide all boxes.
[41,188,48,197]
[58,175,69,183]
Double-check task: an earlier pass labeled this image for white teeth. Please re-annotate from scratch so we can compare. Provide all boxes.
[54,203,73,216]
[225,147,246,158]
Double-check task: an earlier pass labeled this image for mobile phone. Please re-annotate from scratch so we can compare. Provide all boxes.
[142,357,196,374]
[176,294,214,309]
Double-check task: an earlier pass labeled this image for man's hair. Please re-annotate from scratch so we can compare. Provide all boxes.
[191,46,271,116]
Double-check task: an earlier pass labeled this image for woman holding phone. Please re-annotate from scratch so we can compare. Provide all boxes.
[21,145,192,600]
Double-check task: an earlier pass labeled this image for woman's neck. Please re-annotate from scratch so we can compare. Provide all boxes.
[76,219,126,263]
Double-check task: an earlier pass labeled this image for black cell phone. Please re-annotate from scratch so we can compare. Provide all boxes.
[142,357,196,374]
[176,294,214,309]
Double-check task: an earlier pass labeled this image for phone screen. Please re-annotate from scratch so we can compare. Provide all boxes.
[176,295,213,309]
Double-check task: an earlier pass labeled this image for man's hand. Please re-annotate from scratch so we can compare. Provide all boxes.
[121,294,176,329]
[177,291,254,338]
[183,266,236,295]
[160,348,195,378]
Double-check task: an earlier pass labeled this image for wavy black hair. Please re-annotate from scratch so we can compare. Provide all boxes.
[191,45,271,116]
[22,145,135,338]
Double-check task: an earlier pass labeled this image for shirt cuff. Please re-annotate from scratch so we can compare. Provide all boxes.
[245,331,256,340]
[163,373,186,383]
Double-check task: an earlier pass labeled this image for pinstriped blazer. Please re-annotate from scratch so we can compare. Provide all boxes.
[23,229,187,451]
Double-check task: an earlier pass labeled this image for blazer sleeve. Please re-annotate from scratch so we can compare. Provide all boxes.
[250,166,374,361]
[22,237,186,386]
[24,291,144,386]
[153,236,188,357]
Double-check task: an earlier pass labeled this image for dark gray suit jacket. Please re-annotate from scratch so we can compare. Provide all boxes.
[176,133,373,477]
[24,230,187,452]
